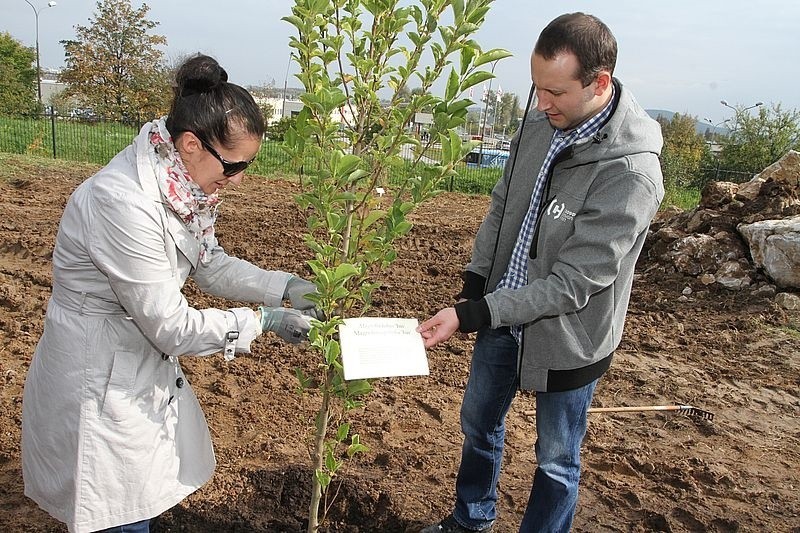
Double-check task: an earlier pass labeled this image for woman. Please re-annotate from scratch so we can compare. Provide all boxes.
[22,54,315,533]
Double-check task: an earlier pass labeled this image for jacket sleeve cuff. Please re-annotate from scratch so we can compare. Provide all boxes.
[224,308,262,357]
[455,298,491,333]
[457,270,486,301]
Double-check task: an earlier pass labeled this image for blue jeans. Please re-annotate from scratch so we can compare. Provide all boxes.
[94,518,151,533]
[453,327,598,533]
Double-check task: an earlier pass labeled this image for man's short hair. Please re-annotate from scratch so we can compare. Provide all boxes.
[534,12,617,87]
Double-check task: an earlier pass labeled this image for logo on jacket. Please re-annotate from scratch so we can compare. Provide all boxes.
[545,197,576,222]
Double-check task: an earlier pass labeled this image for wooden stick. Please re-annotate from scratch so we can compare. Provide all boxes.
[522,405,714,421]
[588,405,689,414]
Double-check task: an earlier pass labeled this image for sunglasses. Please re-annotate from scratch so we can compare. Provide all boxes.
[195,135,257,177]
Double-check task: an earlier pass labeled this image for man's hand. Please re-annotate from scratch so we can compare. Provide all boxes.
[417,307,460,348]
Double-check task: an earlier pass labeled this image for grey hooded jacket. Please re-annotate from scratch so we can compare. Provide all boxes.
[456,80,664,392]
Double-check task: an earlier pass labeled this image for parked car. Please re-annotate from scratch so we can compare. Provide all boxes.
[495,139,511,151]
[69,108,99,122]
[465,148,509,169]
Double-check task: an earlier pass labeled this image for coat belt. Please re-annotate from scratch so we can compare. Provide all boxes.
[51,284,129,316]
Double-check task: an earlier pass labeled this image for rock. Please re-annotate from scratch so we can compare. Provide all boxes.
[664,234,747,276]
[751,284,776,298]
[774,292,800,310]
[738,216,800,288]
[736,176,765,202]
[756,150,800,187]
[664,235,716,276]
[699,273,716,285]
[647,150,800,287]
[700,181,738,208]
[715,260,753,290]
[686,209,722,233]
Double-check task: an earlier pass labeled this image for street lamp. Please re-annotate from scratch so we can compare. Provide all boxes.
[478,59,499,163]
[703,117,730,142]
[282,52,291,119]
[704,117,730,129]
[720,100,764,113]
[719,100,763,135]
[24,0,57,109]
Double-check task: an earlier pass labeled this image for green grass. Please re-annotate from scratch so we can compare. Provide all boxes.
[0,115,139,163]
[0,115,701,208]
[662,185,701,210]
[386,158,502,194]
[0,152,100,181]
[776,325,800,339]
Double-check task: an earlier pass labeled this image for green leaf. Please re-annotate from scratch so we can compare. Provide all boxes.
[346,379,373,397]
[445,68,459,102]
[451,0,465,22]
[336,423,351,442]
[337,153,362,176]
[294,367,312,390]
[325,452,338,474]
[311,0,329,15]
[347,169,371,183]
[334,263,359,280]
[362,210,387,230]
[394,221,413,236]
[466,6,491,24]
[324,340,341,365]
[459,47,475,76]
[448,98,473,114]
[449,129,462,163]
[472,48,513,68]
[282,14,305,29]
[315,469,331,490]
[347,442,369,457]
[440,130,453,164]
[460,70,494,93]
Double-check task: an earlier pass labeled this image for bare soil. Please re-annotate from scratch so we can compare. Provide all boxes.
[1,154,798,532]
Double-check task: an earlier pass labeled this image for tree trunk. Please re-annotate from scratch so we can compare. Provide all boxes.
[307,369,333,533]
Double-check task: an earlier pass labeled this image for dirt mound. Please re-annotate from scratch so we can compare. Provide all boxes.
[645,150,800,293]
[0,155,798,532]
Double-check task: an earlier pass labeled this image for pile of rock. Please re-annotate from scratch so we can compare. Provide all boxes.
[644,150,800,308]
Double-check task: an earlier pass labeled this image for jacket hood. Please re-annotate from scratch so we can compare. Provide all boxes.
[526,79,663,167]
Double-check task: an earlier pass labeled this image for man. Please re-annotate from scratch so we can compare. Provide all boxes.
[417,12,664,533]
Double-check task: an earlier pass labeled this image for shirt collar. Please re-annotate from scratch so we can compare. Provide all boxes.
[554,84,616,142]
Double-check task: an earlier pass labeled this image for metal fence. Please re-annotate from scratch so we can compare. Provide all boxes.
[699,166,757,184]
[0,113,503,194]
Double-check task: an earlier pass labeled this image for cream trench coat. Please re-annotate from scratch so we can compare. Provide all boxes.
[22,123,290,532]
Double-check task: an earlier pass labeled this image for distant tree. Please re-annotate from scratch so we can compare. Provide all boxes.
[476,89,521,138]
[497,92,521,136]
[259,101,276,124]
[265,115,295,141]
[465,108,482,135]
[718,103,800,179]
[657,112,711,190]
[395,85,412,105]
[0,32,37,115]
[59,0,169,120]
[410,86,433,111]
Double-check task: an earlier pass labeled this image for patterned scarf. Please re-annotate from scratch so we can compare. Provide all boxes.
[148,118,220,265]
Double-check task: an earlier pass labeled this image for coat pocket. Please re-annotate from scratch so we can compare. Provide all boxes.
[100,350,138,421]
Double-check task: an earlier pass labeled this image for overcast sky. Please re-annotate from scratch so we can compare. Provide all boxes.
[4,0,798,124]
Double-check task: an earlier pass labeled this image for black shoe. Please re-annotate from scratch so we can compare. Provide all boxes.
[420,515,493,533]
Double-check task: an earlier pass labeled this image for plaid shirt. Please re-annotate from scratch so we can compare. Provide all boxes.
[498,91,615,344]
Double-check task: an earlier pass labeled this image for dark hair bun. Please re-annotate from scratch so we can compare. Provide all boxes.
[176,54,229,96]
